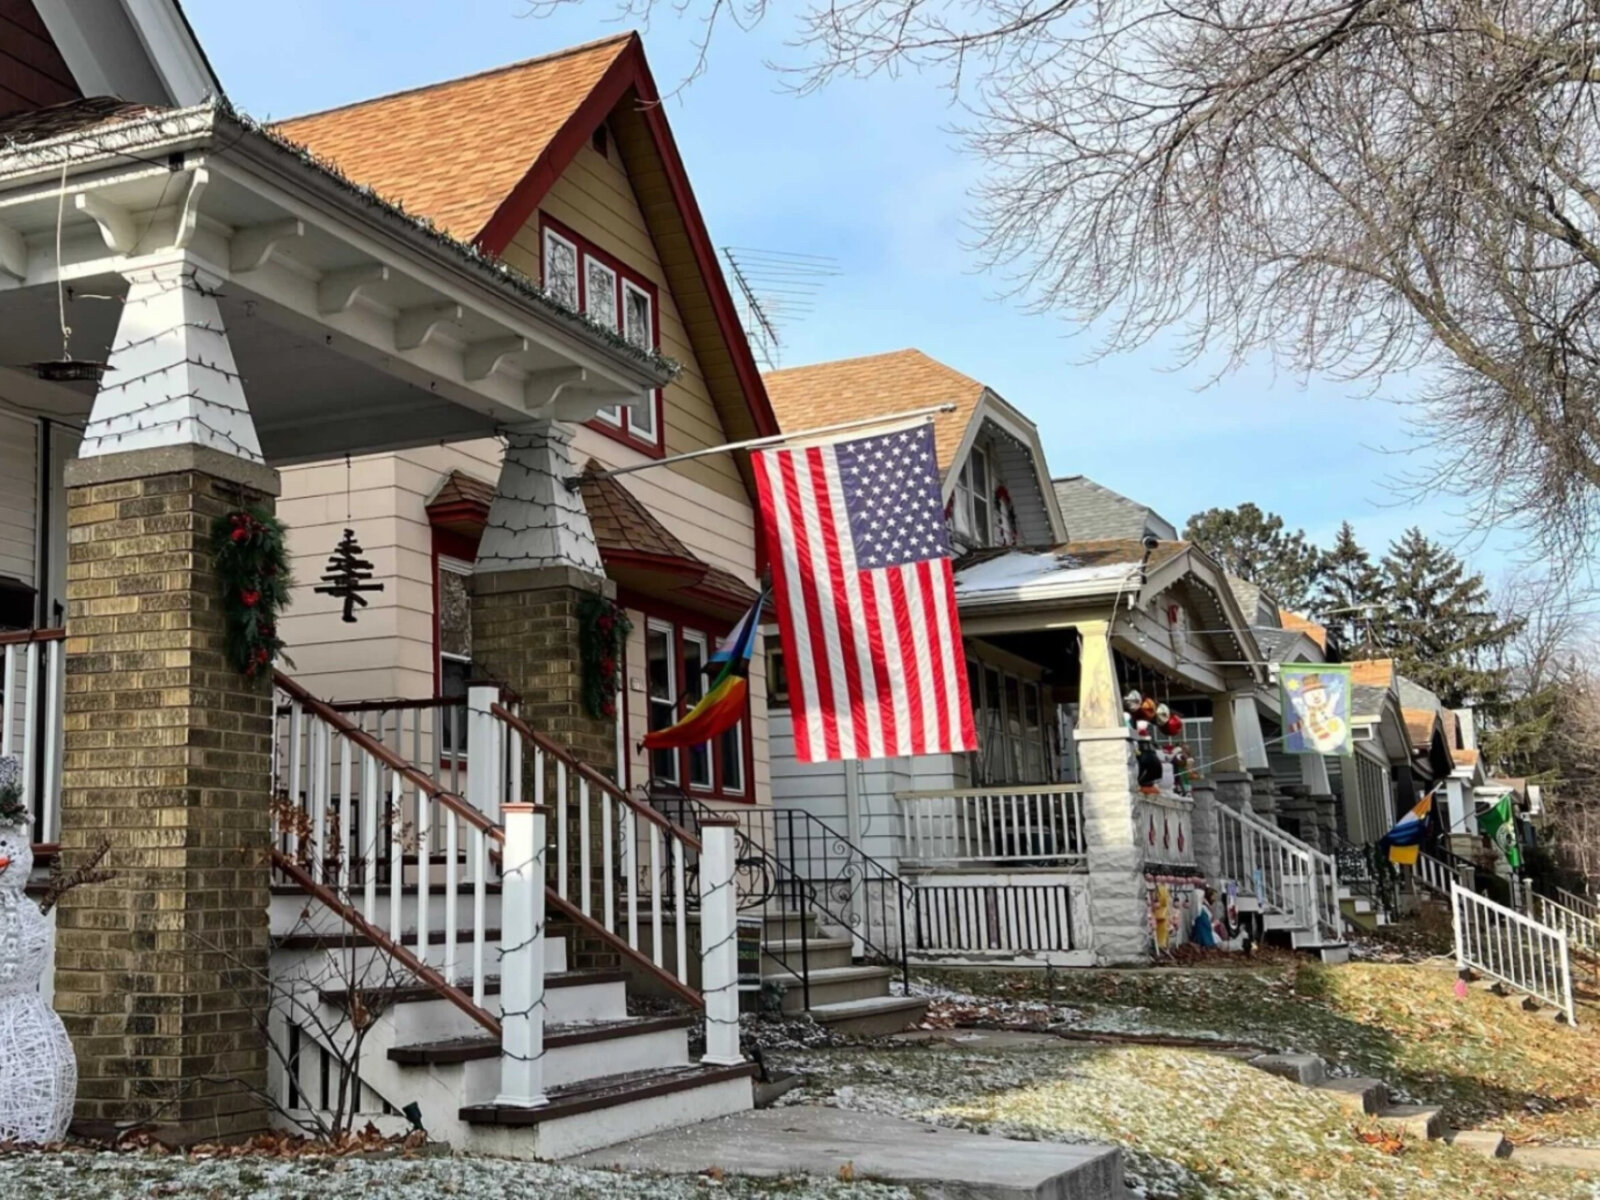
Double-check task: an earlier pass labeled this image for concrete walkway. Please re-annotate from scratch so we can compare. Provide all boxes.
[574,1106,1128,1200]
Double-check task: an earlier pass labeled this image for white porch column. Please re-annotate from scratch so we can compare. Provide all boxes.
[1075,620,1147,964]
[1300,752,1332,795]
[699,816,743,1066]
[495,802,549,1108]
[475,420,602,575]
[80,258,263,462]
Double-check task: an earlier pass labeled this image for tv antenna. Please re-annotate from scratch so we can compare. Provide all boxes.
[720,247,840,369]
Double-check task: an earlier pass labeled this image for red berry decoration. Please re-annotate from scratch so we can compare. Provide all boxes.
[241,589,261,608]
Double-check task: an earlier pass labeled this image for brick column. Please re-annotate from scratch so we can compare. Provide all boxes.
[56,444,279,1143]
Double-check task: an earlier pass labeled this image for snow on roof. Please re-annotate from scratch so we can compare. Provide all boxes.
[953,548,1139,604]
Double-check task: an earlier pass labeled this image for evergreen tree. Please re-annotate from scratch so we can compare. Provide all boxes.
[1313,522,1387,656]
[1184,503,1323,610]
[1377,528,1520,708]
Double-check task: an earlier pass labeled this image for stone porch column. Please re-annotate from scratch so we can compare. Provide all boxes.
[1189,778,1222,882]
[470,421,615,767]
[57,258,276,1141]
[1074,620,1147,964]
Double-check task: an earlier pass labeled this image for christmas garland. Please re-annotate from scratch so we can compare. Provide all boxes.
[577,594,631,720]
[993,484,1019,546]
[213,507,293,677]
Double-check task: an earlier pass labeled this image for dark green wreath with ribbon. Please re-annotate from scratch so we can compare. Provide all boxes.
[213,507,294,678]
[577,593,631,720]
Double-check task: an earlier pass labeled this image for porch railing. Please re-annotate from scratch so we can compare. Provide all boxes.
[1558,887,1599,924]
[1134,791,1196,870]
[1415,851,1458,899]
[271,672,741,1109]
[1453,882,1575,1025]
[1,629,65,843]
[1217,802,1342,941]
[1533,893,1600,958]
[896,784,1086,867]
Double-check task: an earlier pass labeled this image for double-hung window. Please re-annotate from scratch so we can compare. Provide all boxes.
[952,447,993,545]
[968,659,1049,785]
[641,613,748,799]
[540,218,663,453]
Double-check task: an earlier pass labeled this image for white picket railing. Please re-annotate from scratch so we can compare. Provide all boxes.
[1533,893,1600,958]
[271,674,742,1109]
[1453,882,1575,1025]
[1216,802,1342,941]
[896,784,1086,866]
[1415,852,1454,898]
[1,630,65,843]
[1559,888,1599,924]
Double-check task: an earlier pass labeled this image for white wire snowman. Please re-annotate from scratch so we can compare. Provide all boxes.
[0,754,76,1144]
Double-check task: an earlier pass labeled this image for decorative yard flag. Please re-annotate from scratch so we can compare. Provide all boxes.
[753,421,977,762]
[1380,792,1435,866]
[641,592,765,753]
[1478,792,1523,870]
[1280,663,1352,755]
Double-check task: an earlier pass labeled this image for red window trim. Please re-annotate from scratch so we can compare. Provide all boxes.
[538,213,665,458]
[630,598,754,803]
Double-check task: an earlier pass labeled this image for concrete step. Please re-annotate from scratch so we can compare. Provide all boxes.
[761,936,854,974]
[1318,1076,1388,1115]
[1250,1053,1326,1086]
[807,996,929,1037]
[1377,1104,1444,1140]
[1444,1129,1512,1158]
[570,1105,1126,1199]
[389,1014,694,1091]
[779,965,896,1012]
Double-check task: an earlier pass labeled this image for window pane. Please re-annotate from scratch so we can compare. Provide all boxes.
[982,666,1004,783]
[1022,683,1043,782]
[684,634,711,788]
[721,722,744,793]
[1005,676,1023,779]
[647,625,677,784]
[624,285,653,350]
[543,231,578,309]
[438,568,472,660]
[585,259,618,330]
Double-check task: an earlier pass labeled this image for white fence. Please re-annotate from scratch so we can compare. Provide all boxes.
[1415,853,1455,899]
[1453,882,1575,1025]
[897,784,1085,866]
[1,630,65,843]
[1533,893,1600,958]
[1559,888,1598,924]
[911,875,1086,958]
[1216,802,1342,940]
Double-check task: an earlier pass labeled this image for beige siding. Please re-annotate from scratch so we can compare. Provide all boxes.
[0,409,37,590]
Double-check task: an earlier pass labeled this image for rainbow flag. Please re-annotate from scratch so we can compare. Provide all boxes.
[1380,792,1434,866]
[641,592,764,752]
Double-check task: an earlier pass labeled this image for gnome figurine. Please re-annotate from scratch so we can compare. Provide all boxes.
[0,757,77,1144]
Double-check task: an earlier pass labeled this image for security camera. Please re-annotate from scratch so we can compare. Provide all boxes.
[1141,534,1160,552]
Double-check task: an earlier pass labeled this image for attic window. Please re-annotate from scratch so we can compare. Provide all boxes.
[592,124,609,157]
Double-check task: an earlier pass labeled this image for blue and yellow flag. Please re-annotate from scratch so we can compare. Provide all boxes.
[1380,792,1435,866]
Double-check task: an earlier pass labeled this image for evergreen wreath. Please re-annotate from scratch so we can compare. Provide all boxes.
[213,507,294,678]
[577,593,631,720]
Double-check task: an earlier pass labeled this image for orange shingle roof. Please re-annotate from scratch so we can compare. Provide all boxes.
[1350,658,1395,689]
[1455,746,1480,767]
[1403,707,1438,750]
[762,350,986,475]
[1064,539,1190,572]
[1279,609,1328,650]
[274,35,632,241]
[579,463,695,565]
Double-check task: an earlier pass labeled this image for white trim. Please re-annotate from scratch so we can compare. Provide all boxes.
[681,629,713,792]
[621,280,659,443]
[645,619,678,786]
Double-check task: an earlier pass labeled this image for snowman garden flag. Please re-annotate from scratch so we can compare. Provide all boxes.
[1280,663,1353,756]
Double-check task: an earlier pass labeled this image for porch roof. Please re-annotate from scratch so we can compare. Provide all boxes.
[952,545,1139,604]
[0,98,675,461]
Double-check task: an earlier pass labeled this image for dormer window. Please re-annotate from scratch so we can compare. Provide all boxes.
[953,446,993,545]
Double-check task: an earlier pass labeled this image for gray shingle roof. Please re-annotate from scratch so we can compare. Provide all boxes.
[1398,676,1442,712]
[1052,476,1176,542]
[1352,684,1389,719]
[1256,628,1311,660]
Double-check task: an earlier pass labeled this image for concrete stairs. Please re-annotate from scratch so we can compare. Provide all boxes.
[759,911,927,1035]
[268,882,755,1158]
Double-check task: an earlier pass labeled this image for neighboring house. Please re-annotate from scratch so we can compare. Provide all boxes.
[759,352,1348,966]
[273,34,776,806]
[1051,474,1177,543]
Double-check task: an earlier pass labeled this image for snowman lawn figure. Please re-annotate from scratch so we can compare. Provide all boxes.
[0,754,76,1144]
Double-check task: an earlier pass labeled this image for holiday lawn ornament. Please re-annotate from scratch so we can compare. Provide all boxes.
[0,757,76,1145]
[1122,689,1142,713]
[315,528,383,623]
[1136,742,1164,790]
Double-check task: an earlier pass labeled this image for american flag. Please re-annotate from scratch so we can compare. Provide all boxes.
[753,422,977,763]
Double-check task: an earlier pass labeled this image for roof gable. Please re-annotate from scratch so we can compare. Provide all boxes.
[763,349,985,474]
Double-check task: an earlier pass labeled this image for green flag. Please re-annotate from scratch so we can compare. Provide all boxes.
[1478,793,1523,869]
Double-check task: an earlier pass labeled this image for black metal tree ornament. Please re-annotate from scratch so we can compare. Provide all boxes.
[314,456,383,622]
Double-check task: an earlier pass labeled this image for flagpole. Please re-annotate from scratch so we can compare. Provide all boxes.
[562,403,958,490]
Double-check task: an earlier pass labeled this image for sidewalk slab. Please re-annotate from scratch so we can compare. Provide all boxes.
[573,1105,1127,1200]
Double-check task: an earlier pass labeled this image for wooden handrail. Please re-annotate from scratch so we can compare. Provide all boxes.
[274,670,498,839]
[490,702,702,854]
[271,850,500,1036]
[326,696,465,714]
[0,627,65,646]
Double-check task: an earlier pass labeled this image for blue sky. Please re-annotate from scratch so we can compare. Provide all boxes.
[185,0,1502,571]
